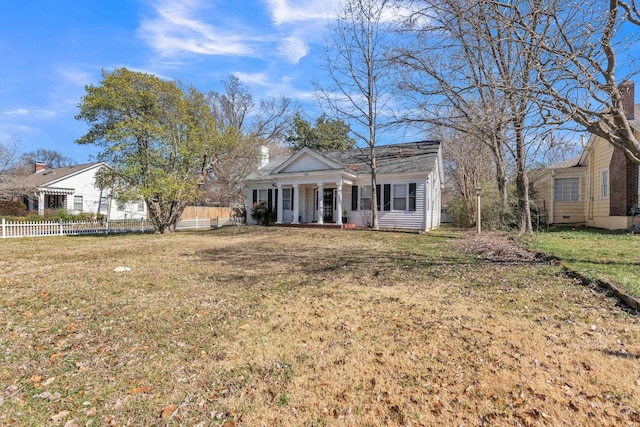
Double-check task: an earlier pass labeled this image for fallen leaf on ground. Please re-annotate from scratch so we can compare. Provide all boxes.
[161,404,176,419]
[50,410,70,422]
[127,386,150,394]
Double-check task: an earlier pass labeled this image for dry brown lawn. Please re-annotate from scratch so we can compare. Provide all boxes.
[1,227,639,426]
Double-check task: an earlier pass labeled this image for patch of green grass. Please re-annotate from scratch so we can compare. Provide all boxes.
[529,226,640,296]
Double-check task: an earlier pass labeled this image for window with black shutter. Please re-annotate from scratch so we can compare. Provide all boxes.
[383,184,391,211]
[409,183,417,211]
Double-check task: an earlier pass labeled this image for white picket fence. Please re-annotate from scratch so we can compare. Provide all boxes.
[0,218,155,238]
[175,216,236,230]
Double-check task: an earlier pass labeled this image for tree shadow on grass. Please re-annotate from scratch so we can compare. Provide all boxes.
[601,349,640,359]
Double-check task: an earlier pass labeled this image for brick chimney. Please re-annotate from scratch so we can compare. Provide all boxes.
[34,161,46,173]
[619,80,635,120]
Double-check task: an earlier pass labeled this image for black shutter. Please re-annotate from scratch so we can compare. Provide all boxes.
[268,189,273,211]
[352,186,358,211]
[274,189,278,212]
[384,184,391,211]
[252,189,257,205]
[409,183,417,211]
[376,184,381,211]
[291,188,294,210]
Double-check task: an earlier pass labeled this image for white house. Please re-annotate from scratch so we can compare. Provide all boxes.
[244,141,444,231]
[19,162,147,220]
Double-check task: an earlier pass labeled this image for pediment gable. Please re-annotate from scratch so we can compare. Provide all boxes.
[273,148,344,174]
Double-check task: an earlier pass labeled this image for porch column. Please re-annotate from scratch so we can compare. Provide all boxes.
[336,180,343,225]
[292,184,300,224]
[38,192,45,216]
[317,183,324,225]
[276,184,283,224]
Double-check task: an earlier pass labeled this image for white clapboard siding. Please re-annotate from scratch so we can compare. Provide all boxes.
[280,153,333,173]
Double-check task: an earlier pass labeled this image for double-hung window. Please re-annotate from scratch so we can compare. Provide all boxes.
[393,184,407,210]
[600,170,609,199]
[258,189,268,204]
[283,188,291,210]
[360,186,372,210]
[74,195,83,211]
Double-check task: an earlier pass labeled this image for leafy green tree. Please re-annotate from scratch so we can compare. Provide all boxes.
[75,67,224,233]
[286,113,356,152]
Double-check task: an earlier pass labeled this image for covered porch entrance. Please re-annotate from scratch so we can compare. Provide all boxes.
[275,180,352,226]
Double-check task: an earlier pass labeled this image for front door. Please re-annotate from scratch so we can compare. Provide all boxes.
[323,188,334,222]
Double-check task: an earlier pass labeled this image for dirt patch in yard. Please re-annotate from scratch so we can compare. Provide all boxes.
[452,230,539,263]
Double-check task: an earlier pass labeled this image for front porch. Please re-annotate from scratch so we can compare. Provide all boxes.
[273,181,354,226]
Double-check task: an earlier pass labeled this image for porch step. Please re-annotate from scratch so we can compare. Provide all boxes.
[276,223,356,229]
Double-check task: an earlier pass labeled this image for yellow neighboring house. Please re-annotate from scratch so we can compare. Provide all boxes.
[533,106,640,230]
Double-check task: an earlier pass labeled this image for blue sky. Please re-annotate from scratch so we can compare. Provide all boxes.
[0,0,345,163]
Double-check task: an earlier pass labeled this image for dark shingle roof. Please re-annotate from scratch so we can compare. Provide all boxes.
[246,141,440,181]
[324,141,441,175]
[22,162,102,188]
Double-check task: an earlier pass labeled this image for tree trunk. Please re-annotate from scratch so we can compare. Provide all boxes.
[514,125,532,234]
[370,147,379,230]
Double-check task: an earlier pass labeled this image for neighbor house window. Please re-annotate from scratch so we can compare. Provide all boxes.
[360,186,372,210]
[137,200,145,212]
[47,195,65,209]
[283,188,291,210]
[600,170,609,199]
[99,196,108,212]
[393,184,407,210]
[554,178,580,202]
[74,195,83,211]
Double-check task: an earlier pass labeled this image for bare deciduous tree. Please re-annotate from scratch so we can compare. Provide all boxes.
[316,0,396,230]
[204,76,296,208]
[507,0,640,163]
[0,138,23,200]
[394,0,562,233]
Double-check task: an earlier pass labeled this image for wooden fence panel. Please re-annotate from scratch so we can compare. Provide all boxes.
[180,206,235,220]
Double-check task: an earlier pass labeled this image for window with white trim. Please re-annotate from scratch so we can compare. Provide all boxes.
[137,200,145,212]
[360,186,372,210]
[99,196,108,212]
[393,184,407,210]
[283,188,291,210]
[600,170,609,199]
[74,195,83,211]
[554,178,580,202]
[258,189,268,204]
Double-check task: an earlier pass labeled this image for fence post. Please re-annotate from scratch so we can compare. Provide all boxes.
[59,218,63,236]
[1,218,5,238]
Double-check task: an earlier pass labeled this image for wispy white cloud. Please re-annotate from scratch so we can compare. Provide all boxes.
[5,108,29,116]
[139,0,254,57]
[278,36,308,64]
[264,0,342,25]
[1,108,57,119]
[233,72,271,87]
[36,109,56,118]
[58,67,94,88]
